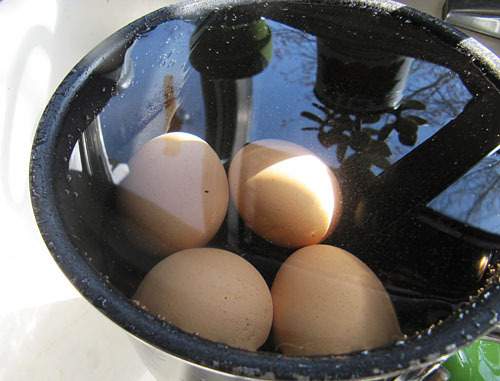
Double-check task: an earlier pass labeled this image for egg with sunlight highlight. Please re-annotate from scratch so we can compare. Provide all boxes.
[228,139,342,248]
[117,132,228,257]
[271,245,403,356]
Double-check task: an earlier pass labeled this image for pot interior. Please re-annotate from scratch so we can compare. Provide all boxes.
[32,0,500,379]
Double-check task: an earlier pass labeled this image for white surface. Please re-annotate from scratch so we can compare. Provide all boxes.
[1,0,500,380]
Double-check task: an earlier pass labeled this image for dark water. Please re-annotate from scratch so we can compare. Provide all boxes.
[54,2,500,347]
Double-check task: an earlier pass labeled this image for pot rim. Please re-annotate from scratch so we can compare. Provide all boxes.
[29,0,500,379]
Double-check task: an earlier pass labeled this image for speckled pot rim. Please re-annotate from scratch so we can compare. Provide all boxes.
[29,0,500,379]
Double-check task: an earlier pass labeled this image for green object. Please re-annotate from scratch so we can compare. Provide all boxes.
[189,14,272,79]
[443,340,500,381]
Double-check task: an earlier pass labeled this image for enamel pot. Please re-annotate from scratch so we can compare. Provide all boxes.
[30,0,500,380]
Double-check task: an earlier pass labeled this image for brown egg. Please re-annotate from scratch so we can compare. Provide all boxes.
[133,248,273,351]
[228,139,341,248]
[117,132,228,257]
[271,245,402,356]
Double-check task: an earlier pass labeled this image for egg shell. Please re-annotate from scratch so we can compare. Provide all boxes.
[271,245,402,356]
[228,139,341,248]
[117,132,228,256]
[133,248,273,351]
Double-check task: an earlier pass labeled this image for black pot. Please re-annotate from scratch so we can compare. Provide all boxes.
[29,0,500,380]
